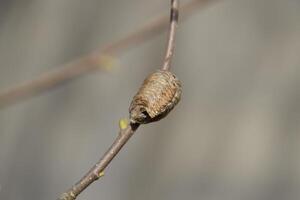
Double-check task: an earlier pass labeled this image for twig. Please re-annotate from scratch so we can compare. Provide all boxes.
[162,0,179,71]
[58,122,140,200]
[58,1,182,199]
[0,0,213,108]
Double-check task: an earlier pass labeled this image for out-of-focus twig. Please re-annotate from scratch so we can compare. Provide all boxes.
[0,0,213,108]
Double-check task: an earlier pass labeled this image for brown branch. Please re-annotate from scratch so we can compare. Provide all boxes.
[58,123,140,200]
[162,0,179,71]
[58,1,186,199]
[0,0,213,109]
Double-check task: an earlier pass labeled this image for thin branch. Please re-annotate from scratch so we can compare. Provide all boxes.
[58,123,140,200]
[0,0,213,108]
[162,0,179,71]
[58,1,186,199]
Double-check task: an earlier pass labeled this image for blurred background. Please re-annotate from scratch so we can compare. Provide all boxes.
[0,0,300,199]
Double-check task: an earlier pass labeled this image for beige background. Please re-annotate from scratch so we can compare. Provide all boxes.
[0,0,300,199]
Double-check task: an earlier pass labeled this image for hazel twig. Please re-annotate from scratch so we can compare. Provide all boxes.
[0,0,212,108]
[58,121,139,200]
[58,1,182,199]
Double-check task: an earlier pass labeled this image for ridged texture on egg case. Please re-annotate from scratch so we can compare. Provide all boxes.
[129,70,181,124]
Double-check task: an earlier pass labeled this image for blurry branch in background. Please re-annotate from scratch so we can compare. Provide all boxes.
[58,0,182,199]
[0,0,214,109]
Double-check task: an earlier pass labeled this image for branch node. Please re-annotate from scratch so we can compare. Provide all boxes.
[119,118,129,130]
[98,171,105,178]
[58,192,76,200]
[97,54,118,71]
